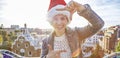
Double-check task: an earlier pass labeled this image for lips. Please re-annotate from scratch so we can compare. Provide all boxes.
[56,25,64,29]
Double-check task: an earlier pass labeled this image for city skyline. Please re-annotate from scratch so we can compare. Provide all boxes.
[0,0,120,29]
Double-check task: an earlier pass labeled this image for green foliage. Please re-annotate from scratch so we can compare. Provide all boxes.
[0,31,8,41]
[0,41,12,50]
[0,29,18,50]
[115,41,120,52]
[89,44,103,58]
[0,35,3,45]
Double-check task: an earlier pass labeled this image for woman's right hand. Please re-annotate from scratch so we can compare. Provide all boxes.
[68,0,86,14]
[46,45,66,58]
[56,0,85,20]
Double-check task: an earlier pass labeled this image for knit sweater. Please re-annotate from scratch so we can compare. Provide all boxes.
[54,34,72,58]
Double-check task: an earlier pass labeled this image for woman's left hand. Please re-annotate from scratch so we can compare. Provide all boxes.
[57,0,85,18]
[56,0,77,15]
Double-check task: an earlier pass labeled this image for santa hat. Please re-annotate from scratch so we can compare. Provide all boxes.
[47,0,71,23]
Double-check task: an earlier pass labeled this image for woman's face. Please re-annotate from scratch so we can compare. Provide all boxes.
[51,14,68,32]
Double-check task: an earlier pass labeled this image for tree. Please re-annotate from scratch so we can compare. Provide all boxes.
[0,30,12,50]
[1,31,8,41]
[0,35,3,45]
[0,41,12,50]
[115,41,120,52]
[90,44,104,58]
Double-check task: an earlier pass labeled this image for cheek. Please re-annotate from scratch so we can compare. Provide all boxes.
[63,20,68,26]
[65,20,68,25]
[50,22,57,28]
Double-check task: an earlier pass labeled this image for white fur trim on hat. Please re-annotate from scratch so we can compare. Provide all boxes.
[47,5,70,23]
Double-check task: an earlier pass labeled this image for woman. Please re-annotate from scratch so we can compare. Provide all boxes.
[41,0,104,58]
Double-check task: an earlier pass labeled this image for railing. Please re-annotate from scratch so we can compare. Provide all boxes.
[103,52,120,58]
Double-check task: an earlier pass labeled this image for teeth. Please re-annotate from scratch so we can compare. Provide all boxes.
[56,26,63,29]
[57,26,63,28]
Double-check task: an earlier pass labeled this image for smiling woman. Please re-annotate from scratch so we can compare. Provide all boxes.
[0,0,87,29]
[0,0,120,28]
[40,0,104,58]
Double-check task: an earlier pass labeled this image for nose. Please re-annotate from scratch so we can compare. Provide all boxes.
[57,19,62,25]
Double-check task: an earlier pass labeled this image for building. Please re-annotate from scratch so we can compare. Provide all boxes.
[11,25,19,30]
[11,24,42,57]
[117,25,120,40]
[102,26,118,54]
[81,34,104,58]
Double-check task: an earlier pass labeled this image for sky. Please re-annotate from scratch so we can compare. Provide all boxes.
[0,0,120,29]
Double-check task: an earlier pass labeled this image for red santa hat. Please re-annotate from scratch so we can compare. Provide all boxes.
[47,0,71,23]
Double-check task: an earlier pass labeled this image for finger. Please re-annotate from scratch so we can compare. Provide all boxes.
[66,5,73,11]
[72,48,81,57]
[56,4,73,11]
[56,50,67,54]
[55,50,66,58]
[48,44,52,52]
[56,5,70,11]
[68,0,74,7]
[56,8,66,11]
[56,1,75,12]
[67,1,77,12]
[56,54,60,58]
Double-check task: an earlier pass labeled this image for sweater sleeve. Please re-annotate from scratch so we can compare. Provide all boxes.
[40,38,48,58]
[75,4,104,40]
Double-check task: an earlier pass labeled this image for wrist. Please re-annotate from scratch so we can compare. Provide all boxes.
[76,4,86,14]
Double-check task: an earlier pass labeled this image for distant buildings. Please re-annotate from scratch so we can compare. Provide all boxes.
[117,25,120,40]
[11,25,19,30]
[101,26,119,54]
[81,34,104,58]
[11,24,42,57]
[1,23,120,57]
[81,25,120,57]
[11,34,42,57]
[0,24,52,57]
[100,25,120,54]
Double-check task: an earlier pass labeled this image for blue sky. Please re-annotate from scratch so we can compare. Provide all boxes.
[0,0,120,29]
[93,0,120,27]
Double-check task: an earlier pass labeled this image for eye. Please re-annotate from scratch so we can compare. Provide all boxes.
[61,16,67,21]
[61,17,65,20]
[53,18,57,21]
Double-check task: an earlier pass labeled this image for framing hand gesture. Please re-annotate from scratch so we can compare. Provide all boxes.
[46,45,66,58]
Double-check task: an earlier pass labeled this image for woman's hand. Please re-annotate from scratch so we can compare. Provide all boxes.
[70,1,86,13]
[72,48,81,58]
[57,0,85,15]
[56,0,76,15]
[56,0,85,20]
[46,45,66,58]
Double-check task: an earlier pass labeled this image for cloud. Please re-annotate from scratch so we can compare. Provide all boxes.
[90,0,120,27]
[93,0,120,6]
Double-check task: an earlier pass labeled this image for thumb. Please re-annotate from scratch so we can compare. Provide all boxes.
[56,50,67,54]
[48,44,52,52]
[56,7,67,11]
[55,50,67,58]
[72,48,81,57]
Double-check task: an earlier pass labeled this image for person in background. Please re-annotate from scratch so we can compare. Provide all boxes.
[40,0,104,58]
